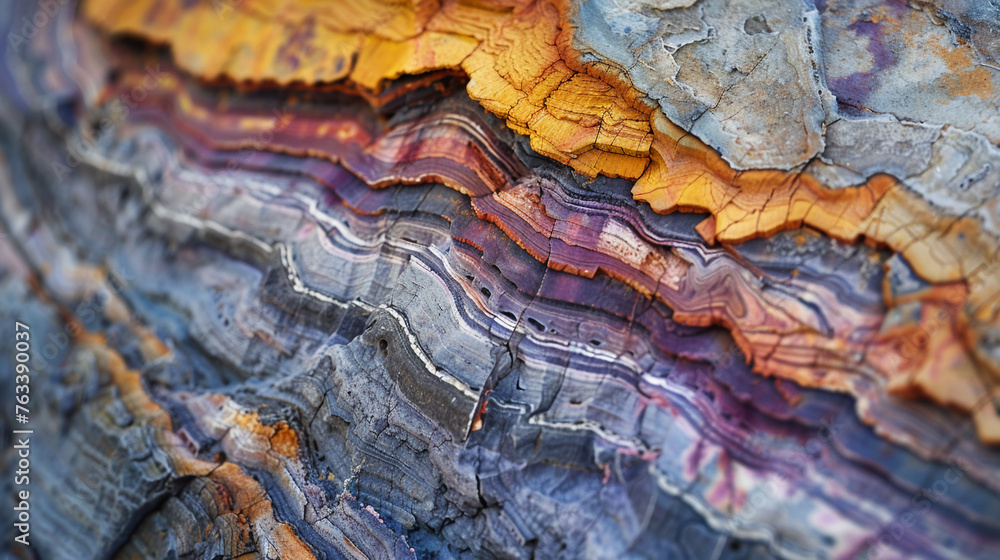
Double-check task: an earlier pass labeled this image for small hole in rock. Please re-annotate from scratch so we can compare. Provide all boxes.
[481,287,492,298]
[378,339,388,352]
[527,317,545,331]
[743,15,772,35]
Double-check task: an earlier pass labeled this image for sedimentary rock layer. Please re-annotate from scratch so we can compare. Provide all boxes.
[80,0,1000,442]
[1,1,999,560]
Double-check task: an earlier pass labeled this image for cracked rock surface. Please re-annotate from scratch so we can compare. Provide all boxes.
[2,1,1000,560]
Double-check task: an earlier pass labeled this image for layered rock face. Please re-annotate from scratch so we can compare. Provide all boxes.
[1,1,999,559]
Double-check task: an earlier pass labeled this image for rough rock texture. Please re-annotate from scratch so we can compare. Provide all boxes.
[574,0,834,169]
[1,1,1000,560]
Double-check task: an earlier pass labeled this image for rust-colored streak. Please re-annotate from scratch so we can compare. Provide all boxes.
[932,41,996,102]
[74,328,318,559]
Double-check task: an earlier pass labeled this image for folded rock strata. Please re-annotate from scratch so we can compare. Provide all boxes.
[1,1,999,559]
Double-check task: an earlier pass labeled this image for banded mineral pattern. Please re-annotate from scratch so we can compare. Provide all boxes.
[1,0,999,559]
